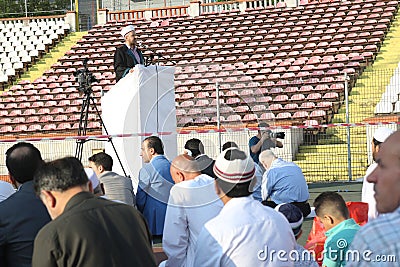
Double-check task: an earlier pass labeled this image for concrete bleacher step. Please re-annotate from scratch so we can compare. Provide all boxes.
[295,152,366,162]
[302,168,366,183]
[298,143,366,153]
[17,31,87,83]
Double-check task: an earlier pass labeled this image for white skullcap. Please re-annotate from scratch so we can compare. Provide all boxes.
[0,181,15,202]
[213,148,255,184]
[84,168,100,189]
[374,127,394,143]
[120,25,135,37]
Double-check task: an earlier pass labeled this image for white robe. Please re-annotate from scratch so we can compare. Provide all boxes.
[194,196,296,267]
[161,174,223,267]
[361,162,378,220]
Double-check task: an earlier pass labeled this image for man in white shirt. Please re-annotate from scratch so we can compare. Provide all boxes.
[194,148,296,266]
[361,127,394,220]
[161,155,223,267]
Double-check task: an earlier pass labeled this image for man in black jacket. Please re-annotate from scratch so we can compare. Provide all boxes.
[32,157,156,267]
[0,142,51,267]
[184,138,216,178]
[114,25,145,82]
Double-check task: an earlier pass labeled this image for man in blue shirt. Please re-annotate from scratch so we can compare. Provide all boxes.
[249,122,283,164]
[136,136,174,242]
[259,150,311,217]
[314,192,360,267]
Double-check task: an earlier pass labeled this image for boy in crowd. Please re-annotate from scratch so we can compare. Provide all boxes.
[314,192,360,267]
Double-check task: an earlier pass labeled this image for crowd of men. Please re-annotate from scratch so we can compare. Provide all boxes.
[0,126,399,266]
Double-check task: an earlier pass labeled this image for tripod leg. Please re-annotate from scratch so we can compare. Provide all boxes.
[88,96,129,177]
[75,93,91,161]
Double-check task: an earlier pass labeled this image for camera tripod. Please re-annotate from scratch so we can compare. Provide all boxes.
[74,60,127,177]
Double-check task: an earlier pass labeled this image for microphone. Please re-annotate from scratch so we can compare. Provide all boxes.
[137,41,148,49]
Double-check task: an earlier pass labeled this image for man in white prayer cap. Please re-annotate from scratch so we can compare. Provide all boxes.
[362,127,394,220]
[114,25,144,82]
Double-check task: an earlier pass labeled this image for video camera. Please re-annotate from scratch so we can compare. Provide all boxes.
[74,58,98,94]
[267,130,285,139]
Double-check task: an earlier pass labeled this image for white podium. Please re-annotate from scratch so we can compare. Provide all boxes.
[101,65,177,191]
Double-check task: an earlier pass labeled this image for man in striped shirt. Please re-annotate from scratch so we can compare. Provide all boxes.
[347,131,400,266]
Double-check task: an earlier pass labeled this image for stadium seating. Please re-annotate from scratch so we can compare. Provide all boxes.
[0,0,398,134]
[0,17,70,89]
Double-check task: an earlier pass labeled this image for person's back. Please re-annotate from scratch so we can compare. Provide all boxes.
[99,171,135,205]
[162,155,223,267]
[265,158,309,203]
[0,142,51,267]
[32,156,156,267]
[197,197,295,266]
[195,148,296,266]
[33,192,155,267]
[137,155,173,235]
[0,181,50,267]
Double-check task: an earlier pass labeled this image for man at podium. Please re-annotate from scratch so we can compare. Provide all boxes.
[114,25,145,82]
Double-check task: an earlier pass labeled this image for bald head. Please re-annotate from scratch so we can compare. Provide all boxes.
[170,154,201,183]
[368,130,400,213]
[259,150,277,169]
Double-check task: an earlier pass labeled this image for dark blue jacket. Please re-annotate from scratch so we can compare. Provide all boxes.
[0,181,51,267]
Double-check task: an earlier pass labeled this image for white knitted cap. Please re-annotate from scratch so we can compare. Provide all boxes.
[374,127,394,143]
[120,25,135,37]
[213,148,255,184]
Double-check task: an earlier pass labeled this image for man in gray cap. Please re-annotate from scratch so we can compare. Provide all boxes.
[114,25,145,82]
[362,127,394,220]
[194,148,295,266]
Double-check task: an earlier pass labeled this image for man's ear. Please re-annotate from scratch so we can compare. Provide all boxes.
[8,173,17,188]
[324,214,335,225]
[214,180,223,196]
[41,190,57,208]
[98,165,104,173]
[178,172,185,183]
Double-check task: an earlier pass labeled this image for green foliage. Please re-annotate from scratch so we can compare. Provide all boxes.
[0,0,71,18]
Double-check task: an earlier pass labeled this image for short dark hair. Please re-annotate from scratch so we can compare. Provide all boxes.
[6,142,43,184]
[372,138,382,147]
[88,152,113,171]
[222,141,238,151]
[184,138,204,157]
[144,136,164,155]
[216,179,252,198]
[314,191,349,219]
[34,157,89,195]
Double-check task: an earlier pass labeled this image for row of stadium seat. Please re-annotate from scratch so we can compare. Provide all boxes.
[0,0,397,134]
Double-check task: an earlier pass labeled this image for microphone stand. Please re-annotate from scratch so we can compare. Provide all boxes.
[140,43,176,66]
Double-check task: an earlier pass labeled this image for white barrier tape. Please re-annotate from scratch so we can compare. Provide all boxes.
[0,121,397,143]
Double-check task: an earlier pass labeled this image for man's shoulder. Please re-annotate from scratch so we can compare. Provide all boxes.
[116,45,127,52]
[0,187,37,210]
[152,156,171,170]
[326,222,360,247]
[249,136,259,144]
[356,212,400,241]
